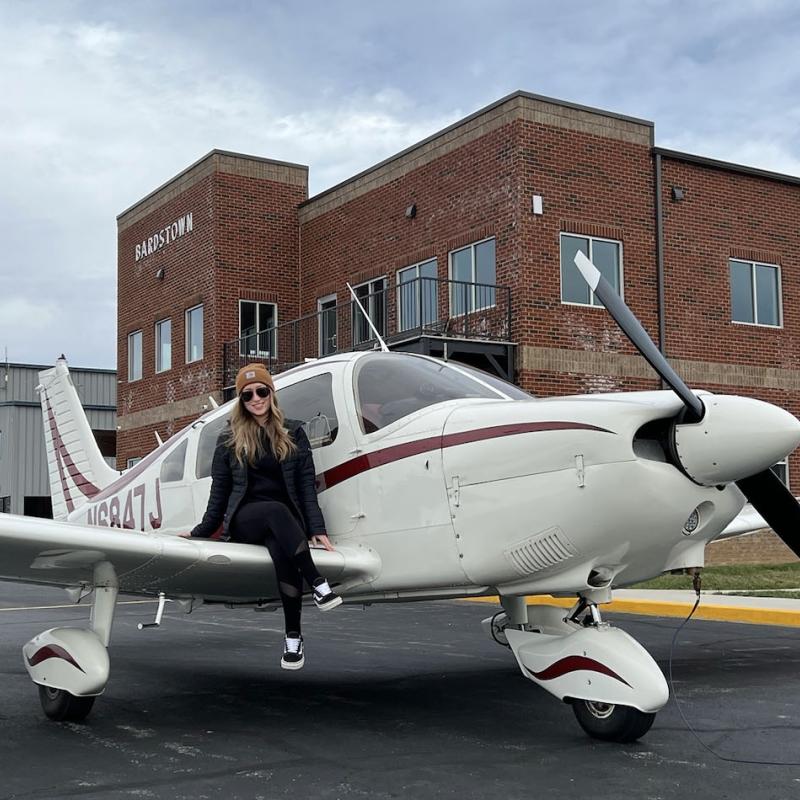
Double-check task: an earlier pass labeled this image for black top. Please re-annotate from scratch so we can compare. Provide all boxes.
[244,440,292,505]
[190,419,327,540]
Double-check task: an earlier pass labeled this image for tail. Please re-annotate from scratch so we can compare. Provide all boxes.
[38,357,118,520]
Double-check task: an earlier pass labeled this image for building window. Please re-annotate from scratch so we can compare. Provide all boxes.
[239,300,277,357]
[318,295,337,356]
[126,457,142,469]
[186,304,204,362]
[352,277,387,345]
[560,233,622,306]
[398,259,438,331]
[730,259,781,327]
[450,238,496,315]
[128,330,143,381]
[771,459,789,489]
[0,496,11,513]
[155,318,171,373]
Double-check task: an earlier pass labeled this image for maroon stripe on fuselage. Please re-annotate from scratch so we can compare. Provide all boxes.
[317,421,612,491]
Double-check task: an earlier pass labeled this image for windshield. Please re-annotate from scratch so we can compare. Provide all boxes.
[354,353,505,432]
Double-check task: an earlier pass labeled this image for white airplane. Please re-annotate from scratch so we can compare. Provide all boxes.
[2,252,799,744]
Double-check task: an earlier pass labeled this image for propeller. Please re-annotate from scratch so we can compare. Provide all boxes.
[573,251,800,557]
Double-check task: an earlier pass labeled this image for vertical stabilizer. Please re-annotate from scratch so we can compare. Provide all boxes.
[38,358,118,520]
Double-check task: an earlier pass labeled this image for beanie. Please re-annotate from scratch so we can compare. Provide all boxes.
[235,363,275,395]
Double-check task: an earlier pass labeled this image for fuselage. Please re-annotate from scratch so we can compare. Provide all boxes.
[66,352,768,600]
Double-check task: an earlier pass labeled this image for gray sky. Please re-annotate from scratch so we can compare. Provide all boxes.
[1,0,799,369]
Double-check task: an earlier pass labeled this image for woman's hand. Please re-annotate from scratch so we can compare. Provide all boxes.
[311,534,335,551]
[176,531,192,538]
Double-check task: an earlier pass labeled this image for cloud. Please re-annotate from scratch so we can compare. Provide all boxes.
[0,0,799,368]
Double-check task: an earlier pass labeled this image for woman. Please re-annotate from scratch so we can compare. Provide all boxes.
[185,363,341,670]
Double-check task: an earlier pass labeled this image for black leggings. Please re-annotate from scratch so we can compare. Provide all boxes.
[230,501,322,634]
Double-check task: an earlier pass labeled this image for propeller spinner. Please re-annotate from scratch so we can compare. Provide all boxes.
[574,251,800,557]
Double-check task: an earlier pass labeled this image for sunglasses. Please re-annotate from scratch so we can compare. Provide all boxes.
[240,386,271,402]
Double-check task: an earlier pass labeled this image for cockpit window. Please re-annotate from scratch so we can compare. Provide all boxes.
[276,372,339,448]
[355,354,503,433]
[195,415,228,479]
[448,363,534,400]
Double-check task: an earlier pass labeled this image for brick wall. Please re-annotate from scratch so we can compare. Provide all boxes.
[116,152,306,466]
[706,529,799,566]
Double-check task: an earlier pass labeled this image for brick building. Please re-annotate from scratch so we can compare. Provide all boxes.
[116,91,800,561]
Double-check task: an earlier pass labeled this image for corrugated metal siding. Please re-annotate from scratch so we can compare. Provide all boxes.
[0,364,116,406]
[0,363,116,516]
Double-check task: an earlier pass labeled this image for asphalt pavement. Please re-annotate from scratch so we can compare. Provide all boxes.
[1,583,800,799]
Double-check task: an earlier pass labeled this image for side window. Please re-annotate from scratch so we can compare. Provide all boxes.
[160,439,188,483]
[195,415,229,479]
[276,373,339,448]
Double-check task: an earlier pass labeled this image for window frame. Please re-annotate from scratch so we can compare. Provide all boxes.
[559,232,624,308]
[238,299,278,358]
[155,318,172,373]
[318,294,338,357]
[127,330,143,382]
[448,237,496,316]
[729,258,783,328]
[397,258,438,332]
[352,276,387,345]
[185,303,204,363]
[771,458,790,490]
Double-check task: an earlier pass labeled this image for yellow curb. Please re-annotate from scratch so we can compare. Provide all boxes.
[464,595,800,627]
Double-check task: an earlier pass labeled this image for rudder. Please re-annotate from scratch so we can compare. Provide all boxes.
[38,358,118,520]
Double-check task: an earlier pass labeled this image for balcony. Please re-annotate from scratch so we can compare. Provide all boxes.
[223,276,514,391]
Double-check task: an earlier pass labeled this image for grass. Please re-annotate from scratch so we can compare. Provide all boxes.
[633,563,800,597]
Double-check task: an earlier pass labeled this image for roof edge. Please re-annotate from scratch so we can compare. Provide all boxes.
[655,146,800,187]
[117,149,309,221]
[302,90,654,208]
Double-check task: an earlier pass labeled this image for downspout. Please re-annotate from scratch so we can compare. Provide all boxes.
[654,152,667,368]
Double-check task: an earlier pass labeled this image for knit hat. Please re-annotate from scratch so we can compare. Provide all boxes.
[235,363,275,395]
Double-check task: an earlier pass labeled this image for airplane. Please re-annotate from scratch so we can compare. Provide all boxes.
[2,251,800,744]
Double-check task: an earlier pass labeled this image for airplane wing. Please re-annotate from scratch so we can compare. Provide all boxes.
[0,513,380,602]
[716,503,771,540]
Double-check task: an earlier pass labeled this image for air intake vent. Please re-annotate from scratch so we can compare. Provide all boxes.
[504,527,578,576]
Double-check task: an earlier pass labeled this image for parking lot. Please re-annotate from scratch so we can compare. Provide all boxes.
[2,583,800,799]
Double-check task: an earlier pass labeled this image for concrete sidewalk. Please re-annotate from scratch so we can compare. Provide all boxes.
[468,590,800,627]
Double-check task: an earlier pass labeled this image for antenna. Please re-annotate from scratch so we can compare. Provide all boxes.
[346,283,389,353]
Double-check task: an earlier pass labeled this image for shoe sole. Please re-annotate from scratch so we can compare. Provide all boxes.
[281,658,305,670]
[315,595,343,611]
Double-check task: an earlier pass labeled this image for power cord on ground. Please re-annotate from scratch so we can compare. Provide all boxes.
[668,569,800,766]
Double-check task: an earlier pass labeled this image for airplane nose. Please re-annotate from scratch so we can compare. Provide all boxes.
[672,395,800,486]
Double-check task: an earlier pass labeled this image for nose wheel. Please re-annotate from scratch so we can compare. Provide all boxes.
[38,686,96,722]
[571,698,655,743]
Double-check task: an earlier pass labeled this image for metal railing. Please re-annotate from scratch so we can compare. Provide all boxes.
[223,276,511,387]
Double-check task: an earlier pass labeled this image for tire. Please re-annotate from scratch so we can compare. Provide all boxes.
[38,685,96,722]
[571,699,655,743]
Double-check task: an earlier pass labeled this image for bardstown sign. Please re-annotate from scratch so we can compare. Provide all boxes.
[135,213,194,261]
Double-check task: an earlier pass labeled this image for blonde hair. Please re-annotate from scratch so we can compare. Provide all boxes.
[228,390,297,465]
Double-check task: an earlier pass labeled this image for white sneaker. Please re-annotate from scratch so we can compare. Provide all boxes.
[281,633,304,670]
[312,579,342,611]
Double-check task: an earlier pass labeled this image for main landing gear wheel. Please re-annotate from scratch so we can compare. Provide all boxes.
[571,699,655,743]
[38,685,96,722]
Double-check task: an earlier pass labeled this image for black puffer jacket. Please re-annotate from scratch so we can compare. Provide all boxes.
[190,419,326,540]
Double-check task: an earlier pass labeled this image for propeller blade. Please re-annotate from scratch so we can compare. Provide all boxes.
[736,470,800,558]
[573,251,704,422]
